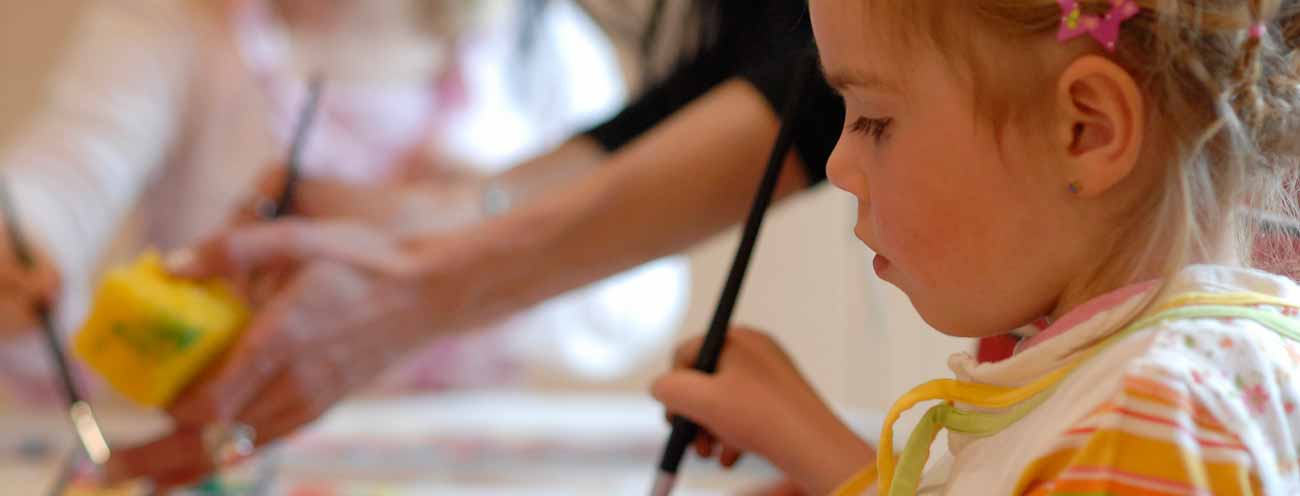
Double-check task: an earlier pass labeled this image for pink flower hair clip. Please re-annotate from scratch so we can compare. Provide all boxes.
[1057,0,1141,52]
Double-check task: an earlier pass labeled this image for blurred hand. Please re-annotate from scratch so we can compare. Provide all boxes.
[0,222,59,340]
[744,479,807,496]
[106,220,489,490]
[233,165,488,234]
[651,328,875,495]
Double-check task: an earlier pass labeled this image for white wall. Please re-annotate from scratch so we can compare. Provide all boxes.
[0,0,969,413]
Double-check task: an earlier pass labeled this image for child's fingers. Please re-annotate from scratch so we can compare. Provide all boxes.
[661,411,716,458]
[0,263,58,303]
[671,328,771,370]
[0,298,37,338]
[746,479,805,496]
[672,335,707,369]
[22,263,59,301]
[651,369,725,427]
[695,430,717,458]
[163,241,224,280]
[251,165,290,201]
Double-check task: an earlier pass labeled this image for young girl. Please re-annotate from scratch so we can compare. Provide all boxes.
[654,0,1300,494]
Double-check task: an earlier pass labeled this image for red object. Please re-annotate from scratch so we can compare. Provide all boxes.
[976,335,1019,364]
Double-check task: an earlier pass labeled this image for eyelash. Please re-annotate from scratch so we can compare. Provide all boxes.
[849,117,893,142]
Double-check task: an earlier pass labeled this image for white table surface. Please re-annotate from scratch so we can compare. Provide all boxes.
[2,391,882,495]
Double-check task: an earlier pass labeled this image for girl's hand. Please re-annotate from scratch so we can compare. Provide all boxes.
[0,224,59,340]
[746,478,807,496]
[651,328,875,495]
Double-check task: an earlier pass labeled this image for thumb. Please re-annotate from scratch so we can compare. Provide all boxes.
[163,227,269,280]
[164,221,319,280]
[651,369,728,429]
[168,221,422,280]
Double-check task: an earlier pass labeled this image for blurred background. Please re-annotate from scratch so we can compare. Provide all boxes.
[0,1,966,494]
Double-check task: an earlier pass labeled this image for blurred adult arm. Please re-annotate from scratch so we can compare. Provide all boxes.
[108,77,821,489]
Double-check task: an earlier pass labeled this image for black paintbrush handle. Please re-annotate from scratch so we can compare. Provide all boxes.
[654,48,817,481]
[36,310,81,405]
[0,178,82,405]
[268,76,325,219]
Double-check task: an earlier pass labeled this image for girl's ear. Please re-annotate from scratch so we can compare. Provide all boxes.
[1051,55,1145,197]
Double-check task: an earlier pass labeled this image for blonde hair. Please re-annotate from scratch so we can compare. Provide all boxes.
[872,1,1300,292]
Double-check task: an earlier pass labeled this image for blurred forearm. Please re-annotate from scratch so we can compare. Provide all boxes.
[419,78,811,322]
[291,137,607,234]
[492,135,608,209]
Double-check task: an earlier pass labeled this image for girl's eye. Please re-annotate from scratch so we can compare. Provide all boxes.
[848,117,893,142]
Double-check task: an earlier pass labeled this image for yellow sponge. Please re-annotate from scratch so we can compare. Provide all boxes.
[73,252,248,408]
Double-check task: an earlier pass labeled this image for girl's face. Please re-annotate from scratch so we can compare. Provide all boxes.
[811,1,1101,337]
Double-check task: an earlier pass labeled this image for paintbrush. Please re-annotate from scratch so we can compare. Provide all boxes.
[261,76,325,220]
[0,177,112,469]
[649,49,817,496]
